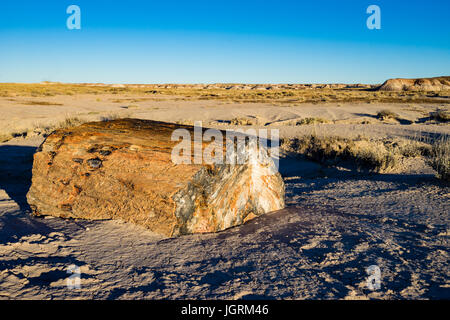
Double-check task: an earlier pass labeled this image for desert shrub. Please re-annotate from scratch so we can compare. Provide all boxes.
[296,117,329,125]
[387,140,431,158]
[430,110,450,122]
[282,135,399,172]
[427,136,450,181]
[376,109,399,120]
[58,117,85,128]
[230,117,255,126]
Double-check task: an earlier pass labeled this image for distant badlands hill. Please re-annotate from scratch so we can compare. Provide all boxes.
[38,76,450,91]
[68,83,375,90]
[377,76,450,91]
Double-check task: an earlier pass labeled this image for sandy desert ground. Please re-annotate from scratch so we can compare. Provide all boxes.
[0,85,449,299]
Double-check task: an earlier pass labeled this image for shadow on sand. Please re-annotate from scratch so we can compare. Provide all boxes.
[0,145,36,212]
[0,144,448,299]
[0,145,80,244]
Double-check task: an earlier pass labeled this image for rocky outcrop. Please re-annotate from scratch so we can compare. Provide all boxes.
[26,119,285,237]
[378,76,450,91]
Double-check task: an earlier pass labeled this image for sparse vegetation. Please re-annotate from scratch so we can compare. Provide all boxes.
[427,136,450,181]
[393,140,431,158]
[175,120,194,126]
[99,112,132,122]
[283,135,395,172]
[230,117,256,126]
[1,83,449,105]
[282,135,432,173]
[0,133,13,143]
[58,117,85,128]
[377,109,399,121]
[0,130,30,142]
[0,112,133,143]
[295,117,329,125]
[430,110,450,122]
[18,100,63,106]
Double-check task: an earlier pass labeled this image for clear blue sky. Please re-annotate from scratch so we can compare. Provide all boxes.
[0,0,449,84]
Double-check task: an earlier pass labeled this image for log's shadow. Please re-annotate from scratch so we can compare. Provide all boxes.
[0,145,64,245]
[0,145,90,274]
[0,145,37,213]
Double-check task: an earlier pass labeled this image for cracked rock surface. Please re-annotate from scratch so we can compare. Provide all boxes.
[26,119,285,237]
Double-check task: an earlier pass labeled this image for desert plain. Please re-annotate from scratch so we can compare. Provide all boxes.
[0,81,448,299]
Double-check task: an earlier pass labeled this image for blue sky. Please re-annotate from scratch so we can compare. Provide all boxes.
[0,0,449,84]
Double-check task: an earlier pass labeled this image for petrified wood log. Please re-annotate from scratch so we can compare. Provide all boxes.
[27,119,285,237]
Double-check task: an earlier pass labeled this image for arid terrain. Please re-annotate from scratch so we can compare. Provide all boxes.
[0,82,448,299]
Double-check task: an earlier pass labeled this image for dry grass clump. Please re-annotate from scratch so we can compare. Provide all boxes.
[57,117,86,128]
[230,117,256,126]
[0,113,133,143]
[430,110,450,122]
[0,134,11,143]
[282,134,439,174]
[391,140,431,158]
[174,120,194,126]
[349,140,398,171]
[282,135,435,173]
[18,100,63,106]
[0,129,33,142]
[376,109,399,121]
[282,135,399,172]
[0,118,85,143]
[427,136,450,181]
[56,112,132,129]
[295,117,329,125]
[99,114,123,122]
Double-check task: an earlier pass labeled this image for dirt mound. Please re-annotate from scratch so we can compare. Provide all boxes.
[378,76,450,91]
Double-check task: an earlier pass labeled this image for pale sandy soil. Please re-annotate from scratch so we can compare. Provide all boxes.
[0,95,448,299]
[1,94,449,140]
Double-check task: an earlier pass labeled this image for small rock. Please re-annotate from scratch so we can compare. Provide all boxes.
[99,150,111,156]
[87,158,102,169]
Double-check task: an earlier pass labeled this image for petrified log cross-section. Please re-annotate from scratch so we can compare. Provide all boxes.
[27,119,285,237]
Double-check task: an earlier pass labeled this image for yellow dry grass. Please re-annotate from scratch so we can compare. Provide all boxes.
[282,135,431,173]
[1,83,449,105]
[428,136,450,181]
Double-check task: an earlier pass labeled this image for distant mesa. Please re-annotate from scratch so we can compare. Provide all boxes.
[377,76,450,91]
[34,77,449,91]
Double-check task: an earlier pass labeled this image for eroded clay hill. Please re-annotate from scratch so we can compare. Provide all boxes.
[378,76,450,91]
[26,119,285,237]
